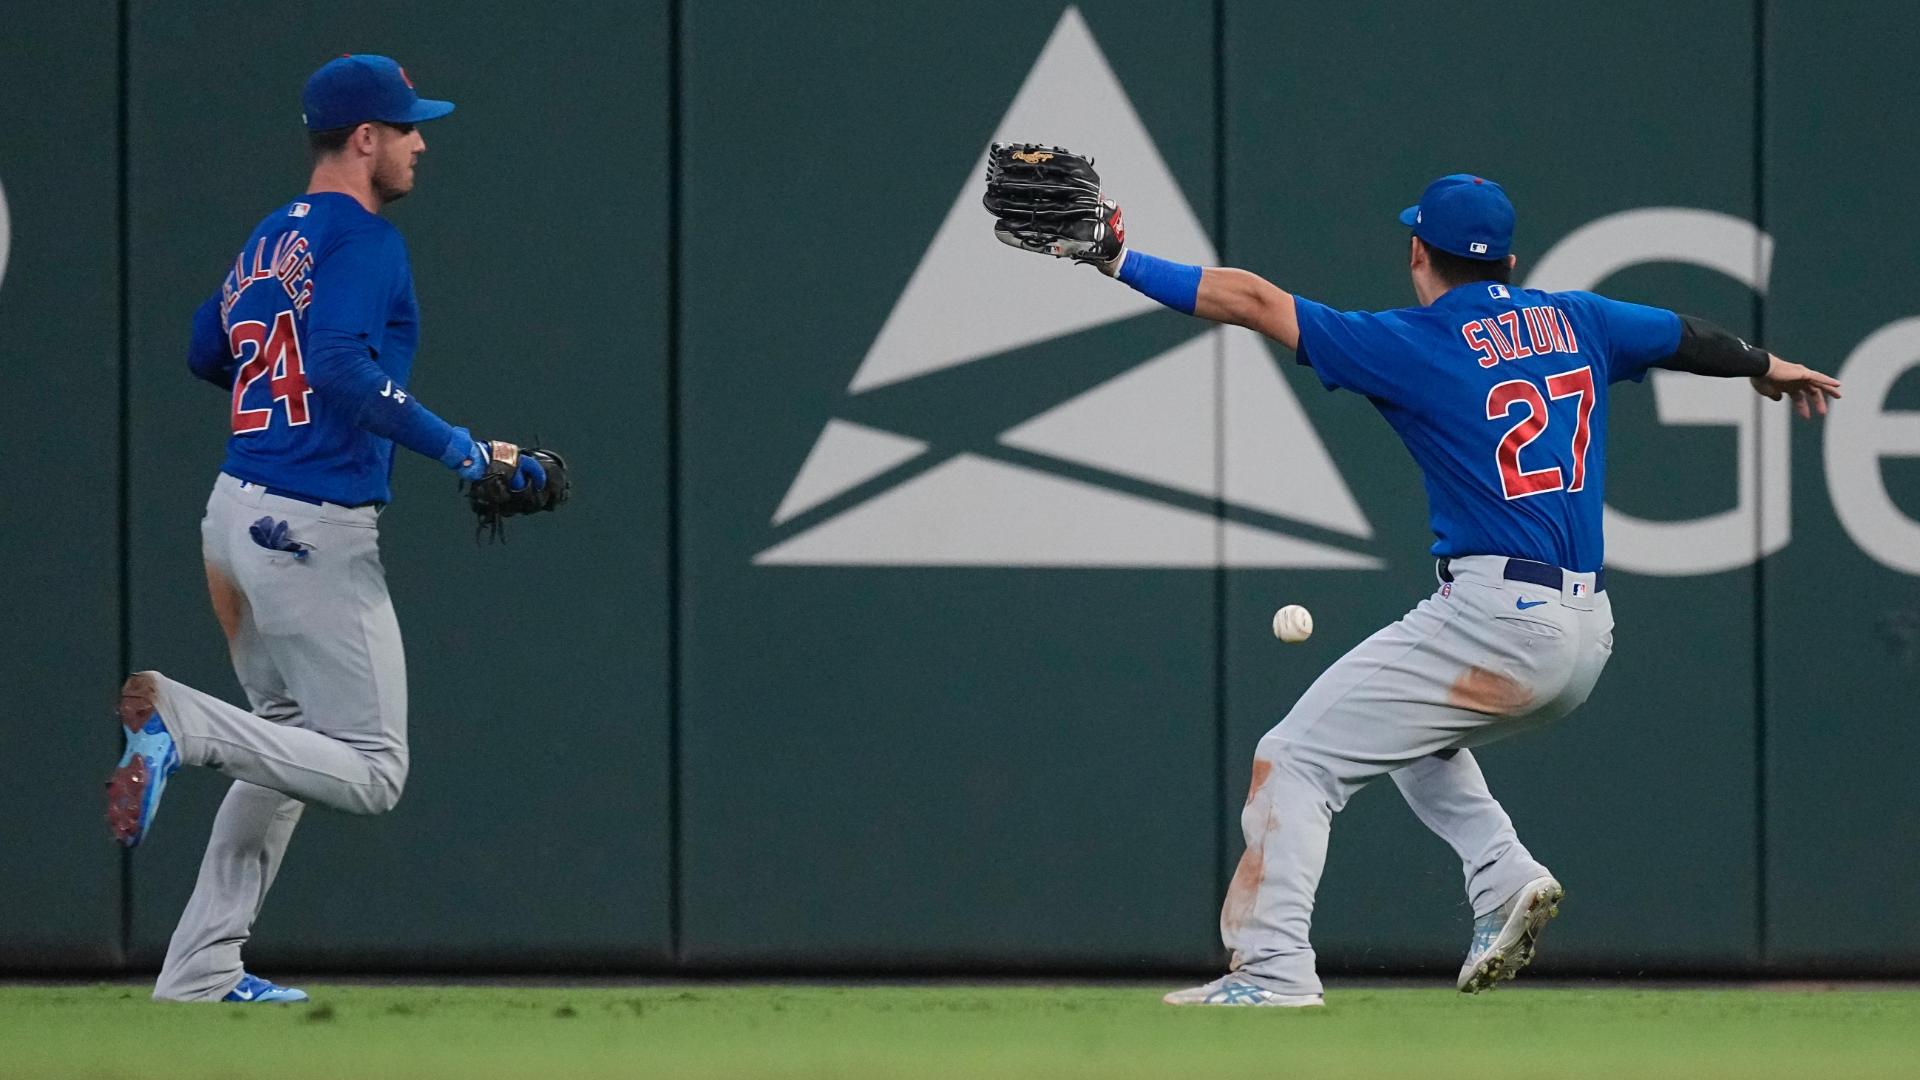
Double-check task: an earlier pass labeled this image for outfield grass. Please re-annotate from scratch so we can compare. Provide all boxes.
[3,982,1916,1079]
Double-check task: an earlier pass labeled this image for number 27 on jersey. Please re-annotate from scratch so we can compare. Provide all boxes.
[1487,365,1594,500]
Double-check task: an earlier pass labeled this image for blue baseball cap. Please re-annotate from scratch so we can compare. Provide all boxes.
[1398,174,1515,260]
[302,54,455,131]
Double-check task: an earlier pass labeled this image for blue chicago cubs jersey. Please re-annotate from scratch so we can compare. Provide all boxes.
[189,192,420,506]
[1294,283,1682,572]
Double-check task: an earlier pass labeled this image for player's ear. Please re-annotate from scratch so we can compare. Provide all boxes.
[1506,253,1518,272]
[1408,236,1425,269]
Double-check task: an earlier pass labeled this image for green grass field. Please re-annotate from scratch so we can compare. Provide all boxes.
[4,982,1917,1079]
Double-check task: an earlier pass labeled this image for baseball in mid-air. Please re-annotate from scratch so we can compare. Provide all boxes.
[1272,604,1314,643]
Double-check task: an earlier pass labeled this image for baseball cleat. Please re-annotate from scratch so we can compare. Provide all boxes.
[105,675,181,848]
[222,973,309,1003]
[1163,975,1324,1007]
[1457,875,1564,993]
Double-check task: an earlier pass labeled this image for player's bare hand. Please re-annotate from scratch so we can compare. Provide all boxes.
[1750,355,1841,419]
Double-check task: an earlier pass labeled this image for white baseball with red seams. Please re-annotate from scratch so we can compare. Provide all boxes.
[1271,604,1313,643]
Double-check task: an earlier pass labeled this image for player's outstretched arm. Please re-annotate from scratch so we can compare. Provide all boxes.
[1087,255,1301,350]
[1188,266,1300,350]
[980,143,1301,348]
[1653,313,1842,419]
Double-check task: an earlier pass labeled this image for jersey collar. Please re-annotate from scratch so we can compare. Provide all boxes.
[1429,280,1514,308]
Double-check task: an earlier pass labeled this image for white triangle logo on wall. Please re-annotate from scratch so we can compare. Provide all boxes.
[755,6,1378,569]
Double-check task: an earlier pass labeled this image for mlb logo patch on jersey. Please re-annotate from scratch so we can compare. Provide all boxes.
[1488,284,1509,299]
[289,202,310,218]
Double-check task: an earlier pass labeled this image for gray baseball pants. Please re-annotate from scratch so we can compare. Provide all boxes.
[144,473,407,1002]
[1223,555,1614,996]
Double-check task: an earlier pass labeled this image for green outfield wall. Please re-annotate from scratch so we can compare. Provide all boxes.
[2,0,1915,975]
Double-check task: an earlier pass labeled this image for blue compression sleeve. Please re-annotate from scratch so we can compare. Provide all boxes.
[305,329,460,461]
[187,295,232,388]
[1116,251,1203,315]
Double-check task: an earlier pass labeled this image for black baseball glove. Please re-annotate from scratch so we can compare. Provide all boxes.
[981,142,1125,266]
[466,441,570,542]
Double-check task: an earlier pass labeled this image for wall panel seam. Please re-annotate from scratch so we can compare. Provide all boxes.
[1751,0,1770,966]
[666,0,686,965]
[1209,0,1230,919]
[116,0,133,970]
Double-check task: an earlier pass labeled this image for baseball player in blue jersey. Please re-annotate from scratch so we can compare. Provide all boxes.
[984,154,1841,1006]
[104,55,554,1004]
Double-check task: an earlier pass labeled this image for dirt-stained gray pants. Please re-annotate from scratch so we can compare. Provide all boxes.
[1223,555,1613,996]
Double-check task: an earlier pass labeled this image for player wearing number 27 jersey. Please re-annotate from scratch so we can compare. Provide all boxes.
[1293,271,1680,574]
[994,169,1841,1008]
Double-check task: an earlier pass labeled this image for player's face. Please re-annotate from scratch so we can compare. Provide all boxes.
[371,122,427,204]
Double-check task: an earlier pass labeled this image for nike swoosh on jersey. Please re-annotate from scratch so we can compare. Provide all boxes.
[1515,598,1550,610]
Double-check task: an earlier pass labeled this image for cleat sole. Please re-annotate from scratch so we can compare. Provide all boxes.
[1460,881,1565,994]
[105,755,151,846]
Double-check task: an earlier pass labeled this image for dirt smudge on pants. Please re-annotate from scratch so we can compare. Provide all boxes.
[1448,665,1533,715]
[1222,758,1277,934]
[205,561,245,643]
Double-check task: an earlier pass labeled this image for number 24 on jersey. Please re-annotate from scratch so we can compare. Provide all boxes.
[228,310,312,433]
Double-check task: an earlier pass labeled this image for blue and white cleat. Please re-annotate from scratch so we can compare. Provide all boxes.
[223,973,309,1003]
[1163,975,1324,1007]
[1458,875,1564,993]
[105,674,181,848]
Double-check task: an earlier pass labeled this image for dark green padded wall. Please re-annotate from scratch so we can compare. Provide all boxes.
[1763,1,1920,967]
[676,0,1224,967]
[0,5,125,970]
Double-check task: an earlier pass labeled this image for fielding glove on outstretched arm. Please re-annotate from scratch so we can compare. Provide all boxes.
[985,140,1225,323]
[440,429,572,542]
[981,142,1126,271]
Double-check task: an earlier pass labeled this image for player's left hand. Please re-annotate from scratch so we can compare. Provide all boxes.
[982,143,1126,270]
[1750,355,1842,419]
[466,443,570,542]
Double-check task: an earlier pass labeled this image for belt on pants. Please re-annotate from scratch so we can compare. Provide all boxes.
[235,479,380,510]
[1437,556,1605,594]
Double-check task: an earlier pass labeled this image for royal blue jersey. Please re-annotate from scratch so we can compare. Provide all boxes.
[1294,282,1681,572]
[188,192,421,506]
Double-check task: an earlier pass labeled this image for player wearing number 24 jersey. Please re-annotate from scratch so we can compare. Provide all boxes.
[990,166,1841,1007]
[191,190,421,505]
[104,55,550,1007]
